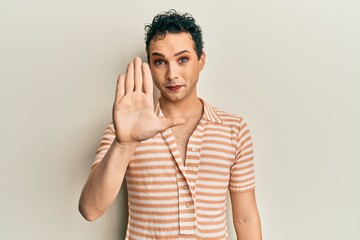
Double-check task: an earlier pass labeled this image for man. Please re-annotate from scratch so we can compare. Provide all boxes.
[79,10,262,239]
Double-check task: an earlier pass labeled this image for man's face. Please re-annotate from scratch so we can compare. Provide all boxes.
[148,32,205,103]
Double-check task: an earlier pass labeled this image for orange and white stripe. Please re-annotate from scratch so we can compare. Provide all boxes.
[93,98,255,239]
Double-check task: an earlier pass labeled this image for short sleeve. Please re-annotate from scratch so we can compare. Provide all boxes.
[92,122,116,168]
[229,118,256,193]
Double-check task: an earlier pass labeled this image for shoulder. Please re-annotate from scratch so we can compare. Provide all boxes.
[203,100,245,127]
[214,106,243,123]
[202,100,253,140]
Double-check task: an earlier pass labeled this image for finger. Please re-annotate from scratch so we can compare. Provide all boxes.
[134,57,143,92]
[158,117,186,132]
[115,74,125,102]
[142,62,153,94]
[125,61,134,94]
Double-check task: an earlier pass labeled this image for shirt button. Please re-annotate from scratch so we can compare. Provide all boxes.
[191,148,197,152]
[184,186,189,190]
[186,204,191,208]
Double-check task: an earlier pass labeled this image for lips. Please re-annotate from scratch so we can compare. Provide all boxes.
[166,85,183,92]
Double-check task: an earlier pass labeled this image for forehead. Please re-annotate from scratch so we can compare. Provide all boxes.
[149,32,196,55]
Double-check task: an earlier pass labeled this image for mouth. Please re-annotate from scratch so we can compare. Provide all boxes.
[166,85,184,92]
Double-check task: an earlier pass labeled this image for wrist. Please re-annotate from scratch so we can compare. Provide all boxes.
[113,138,140,150]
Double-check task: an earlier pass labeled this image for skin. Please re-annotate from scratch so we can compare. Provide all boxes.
[231,191,262,240]
[148,32,206,161]
[78,57,185,221]
[79,32,262,239]
[149,32,205,110]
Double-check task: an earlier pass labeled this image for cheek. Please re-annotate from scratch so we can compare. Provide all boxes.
[185,67,199,80]
[152,67,168,79]
[151,67,163,77]
[150,72,162,88]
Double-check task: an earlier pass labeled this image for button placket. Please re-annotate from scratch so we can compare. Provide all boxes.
[184,120,205,193]
[156,101,198,235]
[178,173,196,235]
[162,129,196,235]
[180,120,204,236]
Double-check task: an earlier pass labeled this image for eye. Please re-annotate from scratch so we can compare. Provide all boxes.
[179,57,189,63]
[154,59,166,66]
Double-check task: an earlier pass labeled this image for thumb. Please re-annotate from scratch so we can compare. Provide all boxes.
[158,117,186,132]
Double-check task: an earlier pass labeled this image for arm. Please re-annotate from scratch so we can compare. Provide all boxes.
[78,57,185,221]
[230,190,262,240]
[78,140,138,221]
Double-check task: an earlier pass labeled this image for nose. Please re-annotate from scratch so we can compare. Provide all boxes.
[166,62,179,81]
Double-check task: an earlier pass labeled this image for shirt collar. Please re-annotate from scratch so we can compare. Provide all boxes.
[154,98,223,124]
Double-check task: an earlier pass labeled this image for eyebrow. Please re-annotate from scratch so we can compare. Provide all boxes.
[151,50,191,57]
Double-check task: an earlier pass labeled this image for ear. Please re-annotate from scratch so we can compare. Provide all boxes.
[199,51,206,71]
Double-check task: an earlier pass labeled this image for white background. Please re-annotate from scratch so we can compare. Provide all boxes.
[1,0,359,239]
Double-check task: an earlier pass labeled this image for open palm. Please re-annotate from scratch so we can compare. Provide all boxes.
[112,57,184,144]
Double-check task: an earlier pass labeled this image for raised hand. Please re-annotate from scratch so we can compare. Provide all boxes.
[112,57,185,144]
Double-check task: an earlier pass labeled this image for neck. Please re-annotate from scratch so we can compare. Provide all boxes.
[159,95,203,119]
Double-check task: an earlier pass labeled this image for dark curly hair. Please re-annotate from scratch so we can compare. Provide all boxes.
[144,9,204,62]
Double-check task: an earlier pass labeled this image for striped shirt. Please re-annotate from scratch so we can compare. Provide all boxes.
[93,98,255,239]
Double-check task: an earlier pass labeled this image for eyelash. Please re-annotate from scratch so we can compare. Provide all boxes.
[179,57,188,63]
[153,57,189,66]
[154,60,165,65]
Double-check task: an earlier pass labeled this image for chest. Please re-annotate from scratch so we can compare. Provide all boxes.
[171,118,201,162]
[128,122,236,190]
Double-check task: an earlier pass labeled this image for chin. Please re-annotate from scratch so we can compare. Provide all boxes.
[161,92,186,102]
